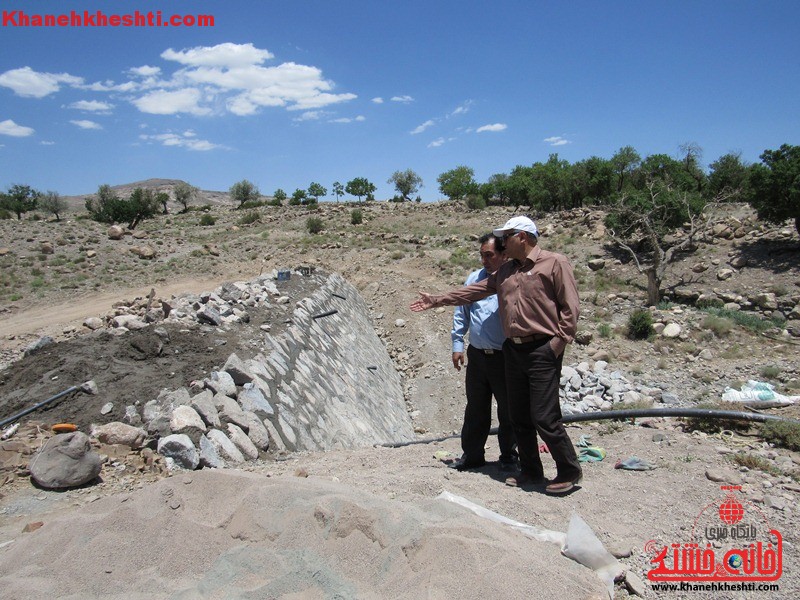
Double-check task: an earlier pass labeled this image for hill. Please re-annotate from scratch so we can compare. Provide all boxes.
[0,197,798,598]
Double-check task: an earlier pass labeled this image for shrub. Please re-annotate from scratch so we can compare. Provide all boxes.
[701,307,784,333]
[729,453,783,477]
[682,401,749,434]
[626,309,653,340]
[597,323,612,338]
[0,208,12,220]
[199,214,216,226]
[761,420,800,451]
[351,208,363,225]
[237,211,260,225]
[759,365,781,380]
[702,314,733,337]
[696,297,724,309]
[464,194,486,210]
[240,199,266,209]
[306,216,324,234]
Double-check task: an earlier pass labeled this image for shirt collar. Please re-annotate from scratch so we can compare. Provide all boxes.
[514,244,541,266]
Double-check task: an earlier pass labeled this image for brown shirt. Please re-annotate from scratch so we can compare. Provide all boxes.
[431,245,580,352]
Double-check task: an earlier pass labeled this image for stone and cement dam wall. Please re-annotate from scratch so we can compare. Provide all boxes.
[130,271,415,468]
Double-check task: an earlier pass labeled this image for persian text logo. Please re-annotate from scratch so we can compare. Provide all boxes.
[646,486,782,582]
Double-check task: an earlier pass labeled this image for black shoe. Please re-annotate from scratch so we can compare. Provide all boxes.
[448,457,486,471]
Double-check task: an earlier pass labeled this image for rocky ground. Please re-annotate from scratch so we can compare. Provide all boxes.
[1,197,799,598]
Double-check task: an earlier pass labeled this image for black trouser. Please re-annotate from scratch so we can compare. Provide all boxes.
[461,344,516,461]
[502,337,581,479]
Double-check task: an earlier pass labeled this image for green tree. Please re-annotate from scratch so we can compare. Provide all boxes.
[748,144,800,237]
[388,169,423,201]
[1,184,40,219]
[229,179,260,209]
[273,188,287,204]
[572,156,614,205]
[634,154,697,193]
[85,184,123,223]
[156,191,170,214]
[345,177,376,202]
[437,166,477,201]
[39,191,68,221]
[307,182,327,202]
[290,188,307,206]
[173,181,199,212]
[678,142,706,193]
[610,146,641,192]
[332,181,344,202]
[481,173,511,206]
[706,152,752,200]
[126,187,160,229]
[606,180,708,306]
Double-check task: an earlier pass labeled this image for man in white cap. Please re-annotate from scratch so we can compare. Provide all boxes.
[410,216,582,494]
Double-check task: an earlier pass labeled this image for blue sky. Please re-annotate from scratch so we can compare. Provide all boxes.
[1,1,798,201]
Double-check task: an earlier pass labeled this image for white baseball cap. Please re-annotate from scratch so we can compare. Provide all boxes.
[492,216,539,238]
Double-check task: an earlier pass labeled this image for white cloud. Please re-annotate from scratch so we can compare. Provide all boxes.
[68,100,113,112]
[330,115,365,123]
[0,119,34,137]
[40,140,55,145]
[411,119,435,135]
[0,66,83,98]
[449,100,473,117]
[83,79,139,93]
[293,110,326,122]
[428,137,446,148]
[371,97,384,104]
[391,95,414,103]
[543,136,570,146]
[476,123,507,133]
[176,58,356,113]
[132,88,211,115]
[139,130,223,151]
[162,42,274,68]
[128,65,161,77]
[70,119,102,130]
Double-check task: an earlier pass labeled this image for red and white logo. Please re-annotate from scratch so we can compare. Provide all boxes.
[646,486,782,582]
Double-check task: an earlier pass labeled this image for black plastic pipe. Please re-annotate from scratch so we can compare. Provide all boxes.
[380,408,800,448]
[0,385,80,428]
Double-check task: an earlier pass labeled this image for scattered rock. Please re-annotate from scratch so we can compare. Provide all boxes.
[157,434,200,470]
[91,422,147,448]
[23,336,54,357]
[705,468,742,485]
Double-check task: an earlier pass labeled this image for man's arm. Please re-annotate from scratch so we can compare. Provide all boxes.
[410,278,494,312]
[451,274,474,370]
[550,255,580,356]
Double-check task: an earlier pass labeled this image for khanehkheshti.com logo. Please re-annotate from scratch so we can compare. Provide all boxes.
[646,486,782,582]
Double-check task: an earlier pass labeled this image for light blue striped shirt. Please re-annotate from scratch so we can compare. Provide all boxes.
[451,268,505,352]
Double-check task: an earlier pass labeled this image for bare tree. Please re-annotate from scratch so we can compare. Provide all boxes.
[606,181,732,305]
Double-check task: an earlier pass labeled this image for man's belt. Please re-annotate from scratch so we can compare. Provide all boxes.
[509,334,552,344]
[471,347,501,355]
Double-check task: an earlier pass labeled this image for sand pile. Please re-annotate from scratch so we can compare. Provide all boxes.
[0,469,606,599]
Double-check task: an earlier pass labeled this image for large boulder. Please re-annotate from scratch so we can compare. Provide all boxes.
[29,432,102,489]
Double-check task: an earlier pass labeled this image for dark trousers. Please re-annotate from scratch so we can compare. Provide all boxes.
[502,338,581,479]
[461,345,516,461]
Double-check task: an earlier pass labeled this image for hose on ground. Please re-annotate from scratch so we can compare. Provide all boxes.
[380,407,800,448]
